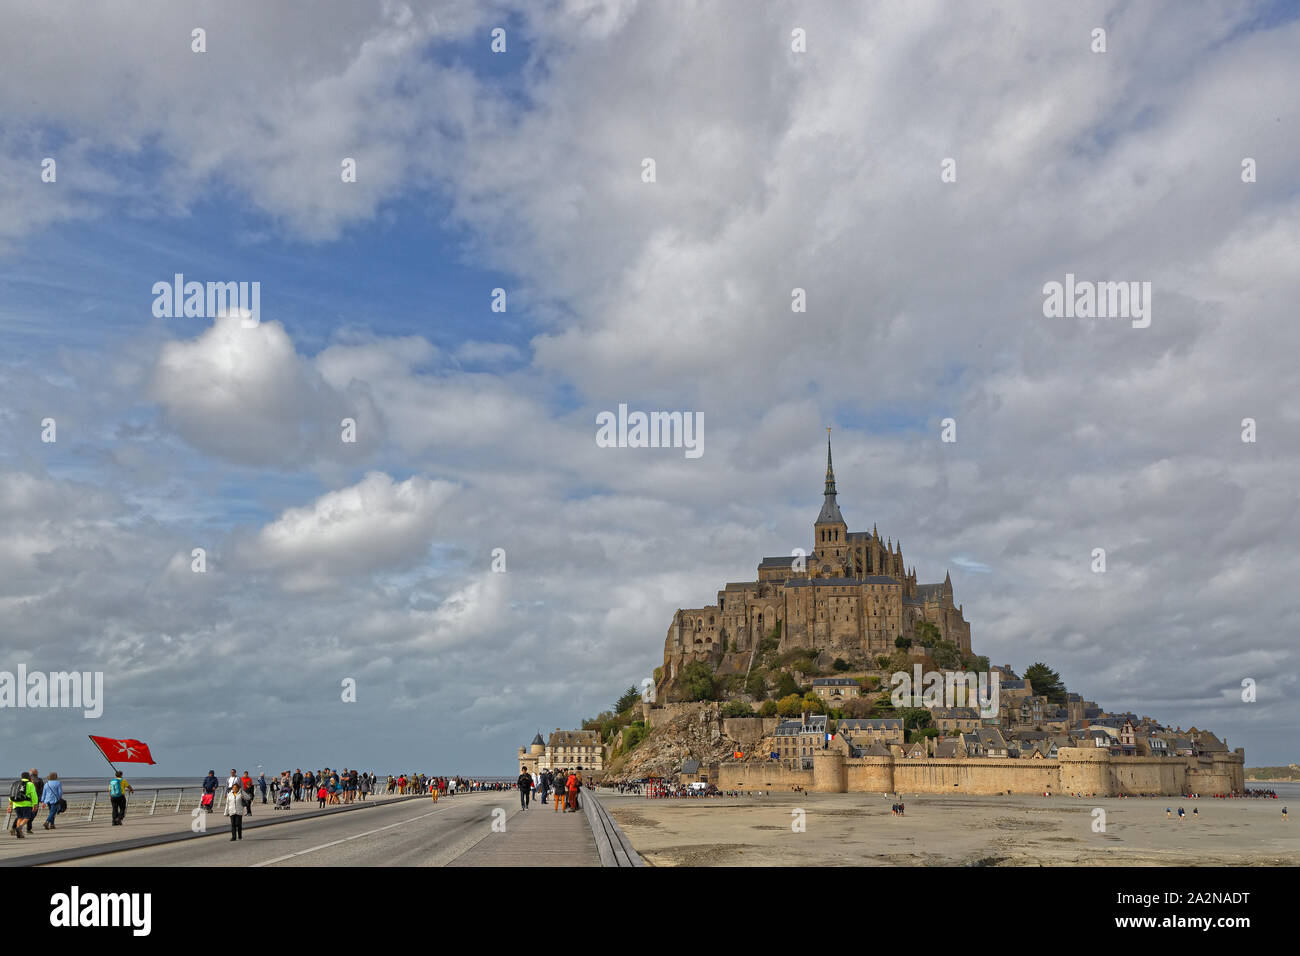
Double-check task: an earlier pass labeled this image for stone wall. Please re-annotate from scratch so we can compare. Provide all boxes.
[711,748,1245,796]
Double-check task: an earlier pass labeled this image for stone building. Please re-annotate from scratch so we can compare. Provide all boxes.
[660,434,972,698]
[810,677,862,704]
[517,729,605,775]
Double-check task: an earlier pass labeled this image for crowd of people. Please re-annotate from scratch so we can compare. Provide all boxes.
[6,768,69,838]
[514,768,590,812]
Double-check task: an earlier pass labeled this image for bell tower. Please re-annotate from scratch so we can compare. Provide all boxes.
[813,428,849,576]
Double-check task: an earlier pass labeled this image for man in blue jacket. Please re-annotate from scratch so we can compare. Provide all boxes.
[40,772,64,830]
[201,770,219,811]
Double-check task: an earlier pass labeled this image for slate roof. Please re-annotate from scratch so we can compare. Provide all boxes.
[680,759,701,774]
[548,730,600,748]
[759,556,797,569]
[812,677,859,686]
[838,718,902,731]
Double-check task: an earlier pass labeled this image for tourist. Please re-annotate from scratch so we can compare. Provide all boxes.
[8,772,37,839]
[258,772,268,804]
[41,772,64,830]
[202,770,220,811]
[1177,806,1185,821]
[1283,807,1288,821]
[109,770,133,826]
[517,769,532,809]
[240,771,255,815]
[554,770,566,813]
[1193,807,1198,820]
[317,782,328,808]
[1165,807,1171,819]
[224,782,245,840]
[25,769,43,834]
[293,769,303,801]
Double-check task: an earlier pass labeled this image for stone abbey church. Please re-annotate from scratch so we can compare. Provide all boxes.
[660,435,972,696]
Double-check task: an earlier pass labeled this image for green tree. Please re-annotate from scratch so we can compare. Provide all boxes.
[894,635,912,649]
[679,661,718,702]
[721,700,754,718]
[802,692,824,713]
[932,639,962,670]
[875,655,892,669]
[887,650,911,673]
[1023,662,1067,705]
[614,686,640,714]
[914,620,942,645]
[832,658,850,672]
[897,707,932,733]
[652,666,664,685]
[758,699,778,718]
[774,671,801,699]
[745,669,767,701]
[776,693,804,717]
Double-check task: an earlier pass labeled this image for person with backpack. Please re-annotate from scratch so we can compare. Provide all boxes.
[109,770,133,825]
[8,772,38,839]
[40,772,64,830]
[25,769,43,834]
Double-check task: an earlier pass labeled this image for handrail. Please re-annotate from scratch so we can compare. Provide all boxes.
[3,784,403,830]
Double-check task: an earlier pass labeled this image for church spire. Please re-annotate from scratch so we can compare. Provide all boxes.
[815,427,845,527]
[824,427,837,497]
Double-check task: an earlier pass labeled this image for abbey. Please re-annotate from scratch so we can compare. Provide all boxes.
[660,433,972,692]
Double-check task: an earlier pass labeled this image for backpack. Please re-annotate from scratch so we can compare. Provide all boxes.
[8,780,27,802]
[109,778,123,797]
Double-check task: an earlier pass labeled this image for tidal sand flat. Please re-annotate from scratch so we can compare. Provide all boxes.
[602,792,1300,866]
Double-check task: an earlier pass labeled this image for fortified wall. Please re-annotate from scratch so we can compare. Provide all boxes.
[714,747,1245,796]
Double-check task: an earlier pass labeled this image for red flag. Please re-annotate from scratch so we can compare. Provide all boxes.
[89,735,156,765]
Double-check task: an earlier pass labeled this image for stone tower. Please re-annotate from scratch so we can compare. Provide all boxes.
[812,429,849,577]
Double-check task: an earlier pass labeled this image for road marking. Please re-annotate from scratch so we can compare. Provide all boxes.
[250,803,453,867]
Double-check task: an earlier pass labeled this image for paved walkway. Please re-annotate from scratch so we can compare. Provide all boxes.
[447,795,600,866]
[1,791,423,866]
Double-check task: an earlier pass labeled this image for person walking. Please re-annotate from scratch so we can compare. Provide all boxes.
[202,770,219,812]
[109,770,133,825]
[40,772,64,830]
[240,771,255,816]
[25,769,44,834]
[292,769,303,802]
[517,769,532,810]
[224,782,245,840]
[258,772,268,804]
[554,770,566,813]
[8,772,38,839]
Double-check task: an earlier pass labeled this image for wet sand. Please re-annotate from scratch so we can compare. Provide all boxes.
[602,791,1300,866]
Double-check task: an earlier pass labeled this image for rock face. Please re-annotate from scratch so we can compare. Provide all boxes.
[610,705,738,781]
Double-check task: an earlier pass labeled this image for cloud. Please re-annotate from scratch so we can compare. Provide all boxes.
[150,313,382,467]
[242,471,456,590]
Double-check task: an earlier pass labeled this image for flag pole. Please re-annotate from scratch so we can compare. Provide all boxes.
[88,735,120,776]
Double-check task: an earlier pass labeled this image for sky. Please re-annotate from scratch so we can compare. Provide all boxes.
[2,0,1298,776]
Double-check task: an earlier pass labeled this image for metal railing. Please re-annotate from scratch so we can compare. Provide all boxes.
[3,784,401,830]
